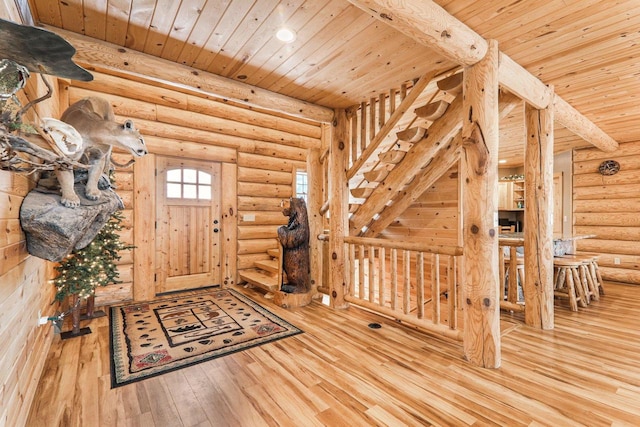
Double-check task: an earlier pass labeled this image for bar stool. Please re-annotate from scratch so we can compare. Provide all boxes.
[560,254,600,303]
[577,252,605,296]
[504,256,525,303]
[553,258,587,311]
[501,245,524,303]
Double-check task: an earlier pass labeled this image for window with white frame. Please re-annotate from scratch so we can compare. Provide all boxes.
[166,167,212,200]
[295,170,308,202]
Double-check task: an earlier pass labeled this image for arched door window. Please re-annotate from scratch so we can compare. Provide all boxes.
[166,167,212,200]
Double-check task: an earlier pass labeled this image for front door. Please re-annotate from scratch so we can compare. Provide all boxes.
[155,157,221,294]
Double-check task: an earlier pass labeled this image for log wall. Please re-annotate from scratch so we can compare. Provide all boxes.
[66,71,320,303]
[0,4,60,426]
[573,141,640,285]
[380,165,460,246]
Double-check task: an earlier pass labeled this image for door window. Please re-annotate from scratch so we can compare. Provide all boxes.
[166,167,212,200]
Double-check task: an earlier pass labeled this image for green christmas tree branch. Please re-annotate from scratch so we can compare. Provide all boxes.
[53,210,134,303]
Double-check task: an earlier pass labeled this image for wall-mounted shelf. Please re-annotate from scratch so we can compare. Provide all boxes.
[498,179,525,210]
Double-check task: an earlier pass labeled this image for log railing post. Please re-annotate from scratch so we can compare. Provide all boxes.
[308,147,324,292]
[524,98,555,329]
[328,109,349,308]
[462,40,501,368]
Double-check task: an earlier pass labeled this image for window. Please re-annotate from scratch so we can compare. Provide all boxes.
[166,167,212,200]
[295,170,308,202]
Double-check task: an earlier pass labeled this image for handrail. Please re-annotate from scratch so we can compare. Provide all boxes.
[344,236,463,256]
[339,236,463,342]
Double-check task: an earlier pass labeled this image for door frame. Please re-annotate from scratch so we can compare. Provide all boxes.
[132,153,238,301]
[155,156,221,294]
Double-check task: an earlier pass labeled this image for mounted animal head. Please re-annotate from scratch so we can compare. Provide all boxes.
[114,118,147,157]
[61,97,148,157]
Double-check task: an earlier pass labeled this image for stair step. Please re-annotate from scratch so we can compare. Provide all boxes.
[414,99,449,121]
[350,187,374,198]
[363,168,390,183]
[396,126,427,143]
[254,259,279,274]
[378,150,406,164]
[437,73,463,95]
[267,248,280,258]
[239,269,279,292]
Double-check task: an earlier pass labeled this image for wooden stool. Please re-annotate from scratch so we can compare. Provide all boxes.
[504,256,525,303]
[576,252,605,296]
[553,258,587,311]
[561,254,600,302]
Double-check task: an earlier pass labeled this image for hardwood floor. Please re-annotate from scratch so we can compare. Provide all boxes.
[27,282,640,426]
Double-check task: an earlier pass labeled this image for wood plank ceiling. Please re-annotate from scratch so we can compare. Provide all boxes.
[29,0,640,166]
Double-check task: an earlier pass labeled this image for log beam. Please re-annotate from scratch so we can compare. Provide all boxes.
[461,40,501,368]
[554,95,617,152]
[328,110,350,308]
[347,0,618,152]
[45,26,334,124]
[524,101,555,329]
[364,135,462,238]
[347,0,487,66]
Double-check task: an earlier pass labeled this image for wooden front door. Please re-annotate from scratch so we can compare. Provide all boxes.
[156,157,221,294]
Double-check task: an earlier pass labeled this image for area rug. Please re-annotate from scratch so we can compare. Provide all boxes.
[110,288,302,388]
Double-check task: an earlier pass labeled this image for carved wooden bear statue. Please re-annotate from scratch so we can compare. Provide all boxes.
[277,197,310,294]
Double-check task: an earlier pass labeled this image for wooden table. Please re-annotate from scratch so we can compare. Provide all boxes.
[498,232,596,256]
[497,233,596,309]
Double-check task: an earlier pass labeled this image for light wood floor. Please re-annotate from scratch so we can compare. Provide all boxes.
[27,282,640,426]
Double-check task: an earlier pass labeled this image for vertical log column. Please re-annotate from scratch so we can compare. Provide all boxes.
[221,162,238,288]
[329,109,349,308]
[462,40,501,368]
[307,147,323,292]
[133,153,155,301]
[524,98,555,329]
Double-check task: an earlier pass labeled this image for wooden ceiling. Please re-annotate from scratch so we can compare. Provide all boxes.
[28,0,640,166]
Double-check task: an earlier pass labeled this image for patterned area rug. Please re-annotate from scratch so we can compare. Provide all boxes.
[110,288,302,388]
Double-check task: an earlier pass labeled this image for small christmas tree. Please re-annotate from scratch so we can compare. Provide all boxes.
[53,210,133,334]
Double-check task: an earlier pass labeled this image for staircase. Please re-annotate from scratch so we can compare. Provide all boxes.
[346,71,464,236]
[238,248,282,293]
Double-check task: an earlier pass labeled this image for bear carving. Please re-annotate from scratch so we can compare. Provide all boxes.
[277,197,310,294]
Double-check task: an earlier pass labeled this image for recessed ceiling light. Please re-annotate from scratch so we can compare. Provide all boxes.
[499,159,507,164]
[276,27,296,43]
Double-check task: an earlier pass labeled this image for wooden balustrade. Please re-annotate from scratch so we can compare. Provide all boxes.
[342,236,463,341]
[346,74,433,179]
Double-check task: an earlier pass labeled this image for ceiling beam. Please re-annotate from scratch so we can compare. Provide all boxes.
[45,26,335,124]
[347,0,618,152]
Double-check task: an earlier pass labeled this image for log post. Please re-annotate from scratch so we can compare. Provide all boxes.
[133,153,155,301]
[524,99,555,329]
[307,147,324,292]
[221,162,238,287]
[461,40,501,368]
[328,109,350,308]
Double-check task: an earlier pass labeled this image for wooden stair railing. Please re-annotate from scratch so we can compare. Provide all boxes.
[350,94,464,234]
[343,236,463,341]
[361,92,522,238]
[347,72,435,181]
[347,72,464,224]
